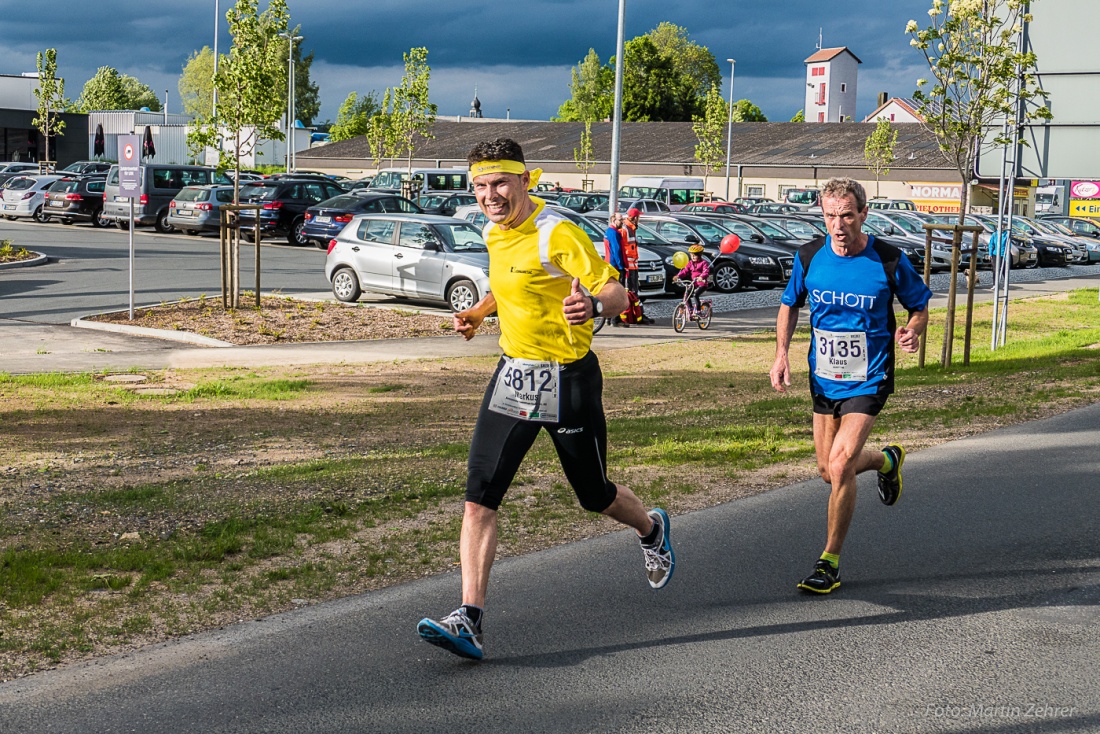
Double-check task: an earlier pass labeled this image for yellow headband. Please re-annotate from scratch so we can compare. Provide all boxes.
[469,159,542,191]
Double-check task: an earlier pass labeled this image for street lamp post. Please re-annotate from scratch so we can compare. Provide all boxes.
[213,0,219,118]
[279,32,303,172]
[723,58,736,201]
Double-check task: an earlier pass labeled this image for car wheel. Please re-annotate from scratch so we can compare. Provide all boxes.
[154,210,173,234]
[331,267,361,302]
[115,219,130,231]
[446,279,478,313]
[711,262,744,293]
[32,206,48,223]
[92,209,109,228]
[288,218,308,246]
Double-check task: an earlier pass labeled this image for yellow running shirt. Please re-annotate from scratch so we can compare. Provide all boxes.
[485,199,617,363]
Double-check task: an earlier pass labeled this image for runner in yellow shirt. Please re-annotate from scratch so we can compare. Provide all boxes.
[417,138,676,660]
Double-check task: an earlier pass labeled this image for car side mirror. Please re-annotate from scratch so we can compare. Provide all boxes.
[751,234,764,243]
[422,240,440,251]
[885,225,897,235]
[684,234,699,243]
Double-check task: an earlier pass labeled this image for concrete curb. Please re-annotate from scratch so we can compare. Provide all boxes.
[71,312,234,348]
[0,251,48,269]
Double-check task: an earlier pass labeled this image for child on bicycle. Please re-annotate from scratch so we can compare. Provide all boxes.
[675,245,710,316]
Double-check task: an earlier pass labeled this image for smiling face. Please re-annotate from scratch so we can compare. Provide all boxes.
[473,171,534,230]
[822,193,869,254]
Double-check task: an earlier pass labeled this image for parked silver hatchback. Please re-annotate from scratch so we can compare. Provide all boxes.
[167,185,237,234]
[325,213,490,312]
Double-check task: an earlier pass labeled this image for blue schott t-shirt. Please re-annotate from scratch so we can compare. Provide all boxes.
[781,235,932,399]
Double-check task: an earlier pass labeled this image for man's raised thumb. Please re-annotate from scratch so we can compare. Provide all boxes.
[571,277,582,295]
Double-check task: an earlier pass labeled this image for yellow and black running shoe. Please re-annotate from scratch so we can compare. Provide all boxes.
[797,559,840,594]
[878,444,906,506]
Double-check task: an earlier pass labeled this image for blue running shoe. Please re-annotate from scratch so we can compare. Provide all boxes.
[417,608,484,660]
[642,508,675,589]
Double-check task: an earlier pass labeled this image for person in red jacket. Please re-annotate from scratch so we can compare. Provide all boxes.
[619,208,655,325]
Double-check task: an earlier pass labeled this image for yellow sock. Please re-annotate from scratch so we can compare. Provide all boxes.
[880,450,894,474]
[820,552,840,569]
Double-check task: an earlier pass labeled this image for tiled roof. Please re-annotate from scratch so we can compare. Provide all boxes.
[804,47,863,64]
[298,120,948,170]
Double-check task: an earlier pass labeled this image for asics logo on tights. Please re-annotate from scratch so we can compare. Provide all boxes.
[557,427,584,434]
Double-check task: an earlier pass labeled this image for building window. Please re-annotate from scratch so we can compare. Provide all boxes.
[746,185,765,197]
[811,66,825,77]
[818,112,825,122]
[889,113,896,121]
[817,83,826,105]
[840,83,847,93]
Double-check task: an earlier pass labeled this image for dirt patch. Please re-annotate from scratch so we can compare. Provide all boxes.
[84,295,500,345]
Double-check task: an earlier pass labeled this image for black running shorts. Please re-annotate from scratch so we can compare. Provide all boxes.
[465,351,618,513]
[812,392,889,418]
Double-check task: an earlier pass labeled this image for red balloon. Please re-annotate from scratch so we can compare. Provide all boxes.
[720,233,741,254]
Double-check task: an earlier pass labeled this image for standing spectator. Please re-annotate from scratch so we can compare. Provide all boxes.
[989,226,1010,290]
[619,208,655,325]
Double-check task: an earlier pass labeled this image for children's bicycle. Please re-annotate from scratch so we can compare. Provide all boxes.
[672,280,713,332]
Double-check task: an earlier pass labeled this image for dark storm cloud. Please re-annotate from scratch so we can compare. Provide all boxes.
[0,0,934,121]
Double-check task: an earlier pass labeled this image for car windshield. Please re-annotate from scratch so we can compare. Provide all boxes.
[887,215,924,234]
[239,184,278,201]
[49,179,78,193]
[778,219,822,237]
[174,187,209,202]
[419,194,449,208]
[434,222,487,252]
[567,214,602,241]
[319,195,361,209]
[634,223,671,245]
[786,190,818,205]
[688,220,729,243]
[6,177,34,191]
[754,220,794,238]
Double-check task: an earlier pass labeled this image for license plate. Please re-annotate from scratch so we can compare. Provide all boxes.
[115,196,128,202]
[2,204,14,210]
[176,210,193,216]
[49,200,64,207]
[646,274,661,283]
[315,215,331,223]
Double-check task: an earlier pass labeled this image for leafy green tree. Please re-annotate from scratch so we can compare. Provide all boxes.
[692,84,726,194]
[284,28,320,127]
[390,47,437,183]
[555,49,613,122]
[622,36,690,121]
[329,91,380,142]
[864,117,898,198]
[32,48,68,164]
[907,0,1050,222]
[556,25,719,123]
[731,99,767,122]
[179,47,217,120]
[120,75,161,111]
[76,66,126,111]
[187,0,290,309]
[646,22,722,103]
[790,109,805,122]
[573,121,595,185]
[366,88,395,168]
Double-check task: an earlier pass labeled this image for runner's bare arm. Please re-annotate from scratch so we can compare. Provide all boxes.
[770,303,800,392]
[895,307,928,353]
[562,277,629,325]
[454,292,497,341]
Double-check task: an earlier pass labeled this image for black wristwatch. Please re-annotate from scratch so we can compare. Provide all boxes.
[588,295,603,319]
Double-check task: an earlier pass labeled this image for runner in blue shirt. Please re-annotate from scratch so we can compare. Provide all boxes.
[769,177,932,594]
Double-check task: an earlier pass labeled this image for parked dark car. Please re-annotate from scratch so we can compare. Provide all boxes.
[973,214,1070,267]
[43,174,109,227]
[746,202,803,214]
[416,192,477,216]
[0,162,41,187]
[166,185,238,234]
[302,193,422,248]
[752,213,827,240]
[59,160,112,176]
[556,192,610,213]
[237,178,347,245]
[638,213,791,292]
[680,201,747,214]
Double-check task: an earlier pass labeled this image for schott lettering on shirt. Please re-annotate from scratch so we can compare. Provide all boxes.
[810,290,877,309]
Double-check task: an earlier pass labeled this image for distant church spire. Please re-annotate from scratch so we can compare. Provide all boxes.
[469,86,482,118]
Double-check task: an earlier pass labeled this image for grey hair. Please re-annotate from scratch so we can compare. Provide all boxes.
[821,177,867,211]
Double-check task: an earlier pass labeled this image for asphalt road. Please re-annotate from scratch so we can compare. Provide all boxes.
[1,401,1097,733]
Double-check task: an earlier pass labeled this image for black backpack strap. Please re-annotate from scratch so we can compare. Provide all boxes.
[792,236,828,308]
[869,236,901,296]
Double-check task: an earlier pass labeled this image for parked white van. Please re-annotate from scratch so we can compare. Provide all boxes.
[618,176,706,210]
[368,168,468,196]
